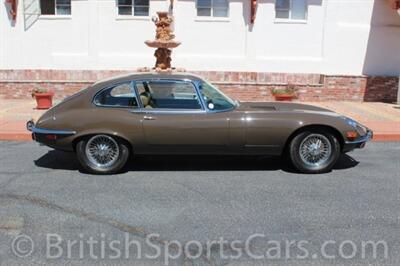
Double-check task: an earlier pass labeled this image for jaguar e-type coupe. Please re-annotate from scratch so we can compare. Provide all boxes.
[27,72,372,174]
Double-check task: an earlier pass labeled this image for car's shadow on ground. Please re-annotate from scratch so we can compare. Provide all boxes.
[34,150,359,174]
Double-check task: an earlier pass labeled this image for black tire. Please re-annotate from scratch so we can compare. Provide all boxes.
[289,130,341,174]
[76,135,130,174]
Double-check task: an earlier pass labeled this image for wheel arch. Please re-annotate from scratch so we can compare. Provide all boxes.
[72,133,133,153]
[283,124,345,154]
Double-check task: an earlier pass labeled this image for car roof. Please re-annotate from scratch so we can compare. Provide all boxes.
[92,72,205,90]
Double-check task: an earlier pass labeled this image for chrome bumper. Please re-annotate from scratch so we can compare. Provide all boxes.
[342,130,373,152]
[345,130,373,145]
[26,119,76,135]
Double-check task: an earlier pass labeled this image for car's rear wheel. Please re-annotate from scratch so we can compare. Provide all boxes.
[289,130,340,174]
[76,135,130,174]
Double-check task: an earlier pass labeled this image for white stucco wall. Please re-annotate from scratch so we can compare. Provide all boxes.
[0,0,399,75]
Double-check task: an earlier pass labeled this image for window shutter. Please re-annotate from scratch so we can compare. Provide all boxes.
[251,0,257,24]
[5,0,17,20]
[23,0,40,29]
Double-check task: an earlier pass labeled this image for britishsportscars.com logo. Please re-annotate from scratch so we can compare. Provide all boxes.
[10,233,389,265]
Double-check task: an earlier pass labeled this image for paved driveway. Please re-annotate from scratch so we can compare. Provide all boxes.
[0,141,399,265]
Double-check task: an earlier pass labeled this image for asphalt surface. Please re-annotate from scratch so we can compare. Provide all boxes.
[0,141,399,265]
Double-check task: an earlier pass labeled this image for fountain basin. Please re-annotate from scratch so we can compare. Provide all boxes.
[145,40,181,49]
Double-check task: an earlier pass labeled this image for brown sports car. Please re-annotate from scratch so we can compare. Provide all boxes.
[27,72,372,174]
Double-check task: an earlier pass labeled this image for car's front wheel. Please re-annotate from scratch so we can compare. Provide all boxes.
[289,130,341,174]
[76,135,130,174]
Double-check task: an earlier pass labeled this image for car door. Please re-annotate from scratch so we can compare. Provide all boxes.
[133,79,230,154]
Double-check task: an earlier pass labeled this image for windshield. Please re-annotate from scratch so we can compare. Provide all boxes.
[199,81,237,111]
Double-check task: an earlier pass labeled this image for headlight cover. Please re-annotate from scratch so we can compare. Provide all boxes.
[342,116,367,136]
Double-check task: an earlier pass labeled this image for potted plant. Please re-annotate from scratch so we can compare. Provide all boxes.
[32,88,54,109]
[271,84,296,101]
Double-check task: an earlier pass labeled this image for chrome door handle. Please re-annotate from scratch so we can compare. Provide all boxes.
[143,115,156,120]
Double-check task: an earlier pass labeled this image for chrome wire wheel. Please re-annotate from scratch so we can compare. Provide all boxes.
[85,135,120,169]
[299,134,332,168]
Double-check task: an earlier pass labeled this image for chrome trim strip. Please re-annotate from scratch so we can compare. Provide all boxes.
[92,77,238,114]
[130,109,207,114]
[345,130,373,144]
[29,126,76,135]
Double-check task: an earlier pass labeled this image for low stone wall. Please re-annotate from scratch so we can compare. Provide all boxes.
[0,70,398,102]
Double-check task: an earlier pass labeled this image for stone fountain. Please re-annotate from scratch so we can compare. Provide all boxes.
[144,11,181,72]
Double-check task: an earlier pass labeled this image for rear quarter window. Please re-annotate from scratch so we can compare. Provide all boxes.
[94,83,138,108]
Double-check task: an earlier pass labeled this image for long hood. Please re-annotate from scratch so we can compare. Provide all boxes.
[237,102,339,116]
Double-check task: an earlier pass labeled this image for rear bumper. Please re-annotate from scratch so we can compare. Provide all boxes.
[27,119,76,150]
[343,129,373,152]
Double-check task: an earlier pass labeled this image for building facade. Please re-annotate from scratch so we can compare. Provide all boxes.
[1,0,400,101]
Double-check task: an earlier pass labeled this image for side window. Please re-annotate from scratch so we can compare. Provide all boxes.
[197,0,229,17]
[275,0,307,20]
[118,0,149,16]
[94,83,138,107]
[199,81,235,111]
[40,0,71,15]
[136,81,202,110]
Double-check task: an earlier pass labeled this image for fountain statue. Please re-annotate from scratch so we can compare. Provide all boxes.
[144,12,181,72]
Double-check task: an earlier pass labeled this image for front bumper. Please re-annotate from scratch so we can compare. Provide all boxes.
[343,129,373,152]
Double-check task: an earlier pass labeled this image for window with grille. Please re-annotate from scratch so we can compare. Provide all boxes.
[40,0,71,15]
[196,0,229,18]
[275,0,307,20]
[118,0,149,16]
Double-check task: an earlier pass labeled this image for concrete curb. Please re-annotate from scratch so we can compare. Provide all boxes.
[372,133,400,142]
[1,132,399,142]
[0,133,32,141]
